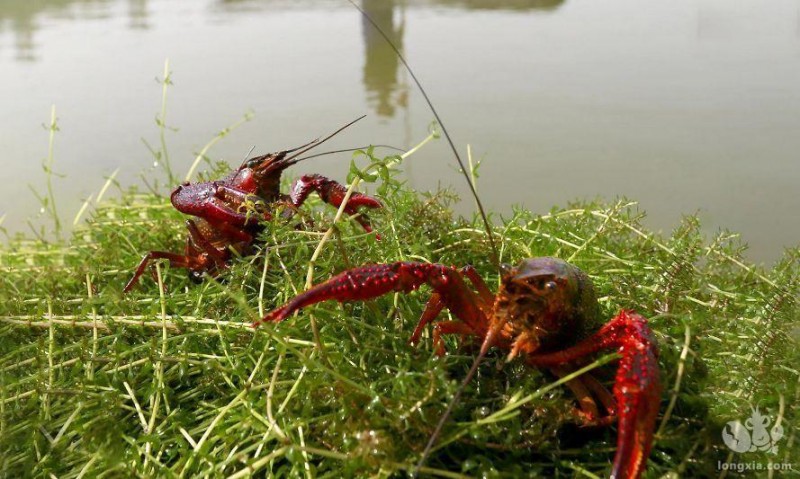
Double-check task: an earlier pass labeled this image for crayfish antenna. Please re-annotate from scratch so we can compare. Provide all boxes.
[348,0,499,272]
[351,1,505,474]
[412,317,509,477]
[253,114,367,174]
[292,144,406,162]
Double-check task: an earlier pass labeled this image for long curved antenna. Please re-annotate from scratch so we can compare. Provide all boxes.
[348,0,500,270]
[413,318,508,474]
[249,115,368,173]
[282,114,368,164]
[294,144,406,162]
[350,2,508,476]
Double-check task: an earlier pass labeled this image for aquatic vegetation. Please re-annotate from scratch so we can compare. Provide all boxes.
[1,144,797,476]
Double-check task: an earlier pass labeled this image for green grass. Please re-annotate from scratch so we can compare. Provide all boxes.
[1,143,798,478]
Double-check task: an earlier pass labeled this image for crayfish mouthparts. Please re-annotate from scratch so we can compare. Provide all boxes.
[505,329,542,362]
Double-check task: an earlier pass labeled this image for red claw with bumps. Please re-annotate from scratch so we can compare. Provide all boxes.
[124,116,382,293]
[290,174,383,238]
[257,257,660,479]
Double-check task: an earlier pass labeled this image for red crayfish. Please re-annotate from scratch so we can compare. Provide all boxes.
[124,116,382,292]
[256,257,661,479]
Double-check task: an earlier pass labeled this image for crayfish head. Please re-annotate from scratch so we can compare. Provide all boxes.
[242,152,281,171]
[230,150,293,202]
[496,257,599,361]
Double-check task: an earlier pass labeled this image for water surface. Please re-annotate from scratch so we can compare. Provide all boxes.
[1,0,798,262]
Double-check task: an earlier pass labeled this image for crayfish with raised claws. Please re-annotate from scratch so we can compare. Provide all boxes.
[256,256,661,479]
[124,116,382,292]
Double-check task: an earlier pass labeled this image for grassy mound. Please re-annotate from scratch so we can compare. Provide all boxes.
[1,152,797,478]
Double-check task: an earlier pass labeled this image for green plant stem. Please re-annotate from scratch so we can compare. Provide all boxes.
[158,59,175,185]
[44,105,62,239]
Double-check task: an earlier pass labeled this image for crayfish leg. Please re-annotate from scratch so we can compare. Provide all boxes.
[409,292,445,346]
[550,365,602,423]
[408,265,494,349]
[203,217,254,244]
[549,366,618,427]
[430,320,483,356]
[123,251,202,293]
[580,371,617,418]
[459,265,494,306]
[185,220,228,268]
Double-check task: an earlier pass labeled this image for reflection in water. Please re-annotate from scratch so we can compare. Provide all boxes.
[127,0,149,29]
[359,0,565,118]
[212,0,565,12]
[0,0,149,61]
[425,0,564,11]
[209,0,564,117]
[1,0,796,261]
[361,0,407,118]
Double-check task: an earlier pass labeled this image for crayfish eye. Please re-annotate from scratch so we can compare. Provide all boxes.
[526,278,558,294]
[188,270,204,284]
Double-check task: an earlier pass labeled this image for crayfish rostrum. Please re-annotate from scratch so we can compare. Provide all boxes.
[124,116,382,292]
[256,257,661,479]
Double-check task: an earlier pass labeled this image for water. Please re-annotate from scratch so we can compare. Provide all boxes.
[1,0,798,263]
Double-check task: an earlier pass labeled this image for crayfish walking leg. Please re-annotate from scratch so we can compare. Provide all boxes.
[123,219,230,293]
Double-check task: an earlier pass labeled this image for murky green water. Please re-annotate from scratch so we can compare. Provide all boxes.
[1,0,798,262]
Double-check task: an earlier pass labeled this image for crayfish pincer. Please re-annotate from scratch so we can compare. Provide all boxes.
[124,116,382,292]
[256,257,661,479]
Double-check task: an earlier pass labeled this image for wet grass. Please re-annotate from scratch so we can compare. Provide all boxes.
[1,144,798,478]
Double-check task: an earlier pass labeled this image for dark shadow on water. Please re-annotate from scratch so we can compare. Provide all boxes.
[210,0,568,116]
[127,0,149,29]
[214,0,566,13]
[0,0,565,62]
[424,0,565,11]
[0,0,149,61]
[361,0,407,118]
